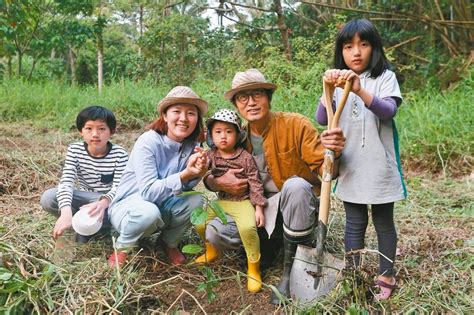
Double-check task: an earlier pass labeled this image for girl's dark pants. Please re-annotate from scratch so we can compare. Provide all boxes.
[344,201,397,276]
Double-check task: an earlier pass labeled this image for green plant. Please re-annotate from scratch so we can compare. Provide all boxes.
[180,191,228,302]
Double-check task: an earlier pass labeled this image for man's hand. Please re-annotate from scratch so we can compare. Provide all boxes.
[321,127,345,155]
[53,207,73,239]
[206,168,248,195]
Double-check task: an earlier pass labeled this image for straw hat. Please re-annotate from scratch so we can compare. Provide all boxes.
[224,68,277,101]
[72,207,102,236]
[157,86,208,115]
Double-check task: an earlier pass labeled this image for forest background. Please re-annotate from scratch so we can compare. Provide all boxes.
[0,0,473,313]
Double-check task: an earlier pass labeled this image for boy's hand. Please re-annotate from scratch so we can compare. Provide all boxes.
[53,207,73,239]
[255,205,265,228]
[85,198,109,222]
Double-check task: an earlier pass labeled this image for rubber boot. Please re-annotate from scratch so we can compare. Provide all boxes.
[247,257,262,293]
[270,238,297,304]
[75,233,92,244]
[195,242,220,263]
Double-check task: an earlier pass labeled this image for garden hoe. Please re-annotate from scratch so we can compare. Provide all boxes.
[289,77,352,303]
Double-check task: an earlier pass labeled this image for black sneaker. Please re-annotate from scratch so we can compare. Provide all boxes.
[75,234,92,244]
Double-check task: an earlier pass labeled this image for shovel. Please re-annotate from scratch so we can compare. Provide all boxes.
[289,77,352,303]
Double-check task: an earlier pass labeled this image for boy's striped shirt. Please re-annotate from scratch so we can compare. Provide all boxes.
[57,141,129,209]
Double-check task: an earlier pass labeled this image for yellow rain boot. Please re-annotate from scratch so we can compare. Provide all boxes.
[247,257,262,293]
[195,242,220,263]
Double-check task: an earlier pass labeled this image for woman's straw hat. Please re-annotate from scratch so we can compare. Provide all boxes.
[157,86,208,115]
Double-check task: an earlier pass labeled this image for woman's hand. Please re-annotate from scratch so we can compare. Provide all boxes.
[255,205,265,228]
[321,127,345,155]
[194,147,208,171]
[180,149,208,183]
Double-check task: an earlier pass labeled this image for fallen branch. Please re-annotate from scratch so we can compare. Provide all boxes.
[166,289,207,314]
[386,36,422,51]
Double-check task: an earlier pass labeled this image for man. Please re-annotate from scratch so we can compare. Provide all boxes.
[203,68,345,303]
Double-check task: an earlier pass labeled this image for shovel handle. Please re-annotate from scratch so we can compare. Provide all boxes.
[323,77,353,130]
[319,78,352,226]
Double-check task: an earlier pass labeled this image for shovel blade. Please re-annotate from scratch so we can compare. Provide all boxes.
[289,244,344,303]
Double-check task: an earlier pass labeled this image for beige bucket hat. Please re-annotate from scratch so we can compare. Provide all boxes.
[224,68,277,101]
[157,86,208,115]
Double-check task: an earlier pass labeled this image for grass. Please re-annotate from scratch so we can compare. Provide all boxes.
[1,68,472,177]
[0,67,472,312]
[1,122,473,313]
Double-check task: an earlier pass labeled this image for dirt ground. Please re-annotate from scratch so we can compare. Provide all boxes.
[1,122,473,313]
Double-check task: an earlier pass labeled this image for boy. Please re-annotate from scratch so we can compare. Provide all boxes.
[40,105,129,243]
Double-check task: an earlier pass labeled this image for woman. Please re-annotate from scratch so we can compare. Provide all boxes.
[108,86,208,268]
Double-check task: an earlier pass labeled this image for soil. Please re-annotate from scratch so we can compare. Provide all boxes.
[1,122,472,313]
[0,123,284,313]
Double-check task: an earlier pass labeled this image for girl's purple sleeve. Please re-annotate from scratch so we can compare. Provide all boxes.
[368,96,401,120]
[315,100,328,126]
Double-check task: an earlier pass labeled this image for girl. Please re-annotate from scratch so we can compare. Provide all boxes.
[315,19,406,300]
[195,109,266,293]
[107,86,208,268]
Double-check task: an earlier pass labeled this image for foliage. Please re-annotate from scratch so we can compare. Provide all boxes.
[140,14,210,85]
[396,68,473,176]
[180,191,227,302]
[2,1,472,90]
[1,64,472,177]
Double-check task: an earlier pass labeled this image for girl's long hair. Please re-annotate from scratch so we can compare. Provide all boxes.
[334,19,391,78]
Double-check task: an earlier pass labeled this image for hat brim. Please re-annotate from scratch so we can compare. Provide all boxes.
[224,82,277,101]
[158,97,208,115]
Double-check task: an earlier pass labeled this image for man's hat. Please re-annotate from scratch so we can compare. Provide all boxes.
[224,68,277,101]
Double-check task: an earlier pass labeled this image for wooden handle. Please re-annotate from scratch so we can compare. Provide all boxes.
[323,78,353,130]
[318,77,353,226]
[332,79,352,129]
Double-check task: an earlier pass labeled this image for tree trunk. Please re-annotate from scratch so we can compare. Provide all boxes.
[139,4,144,37]
[273,0,292,61]
[17,51,23,76]
[97,34,104,93]
[138,4,143,56]
[27,57,38,81]
[7,57,12,79]
[179,35,185,85]
[69,47,77,85]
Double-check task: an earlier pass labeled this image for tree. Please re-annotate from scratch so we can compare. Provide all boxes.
[0,0,50,76]
[141,13,209,85]
[208,1,292,61]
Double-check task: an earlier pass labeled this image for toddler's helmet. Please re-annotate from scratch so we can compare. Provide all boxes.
[206,109,247,148]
